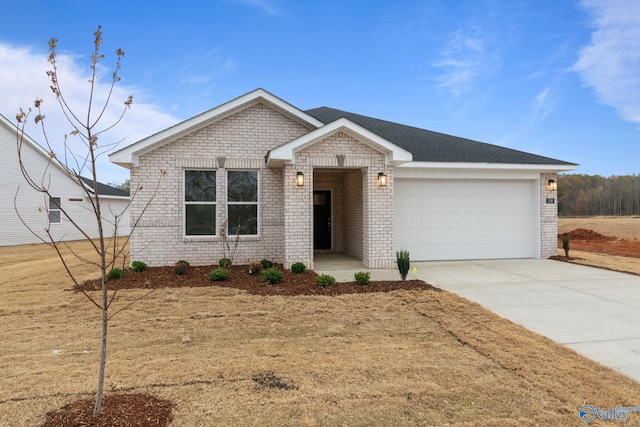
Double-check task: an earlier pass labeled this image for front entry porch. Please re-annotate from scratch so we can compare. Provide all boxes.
[314,251,363,270]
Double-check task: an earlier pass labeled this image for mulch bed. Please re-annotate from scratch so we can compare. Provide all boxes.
[39,393,173,427]
[76,263,440,296]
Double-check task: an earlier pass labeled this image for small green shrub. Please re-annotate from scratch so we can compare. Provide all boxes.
[561,234,570,257]
[106,267,125,280]
[260,259,274,269]
[354,271,370,286]
[261,267,283,284]
[130,261,148,273]
[291,262,306,274]
[396,249,410,282]
[248,262,262,275]
[208,267,229,282]
[218,257,232,270]
[316,274,336,287]
[173,260,190,275]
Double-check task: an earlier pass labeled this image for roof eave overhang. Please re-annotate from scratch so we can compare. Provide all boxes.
[109,88,325,168]
[266,117,413,167]
[397,161,579,173]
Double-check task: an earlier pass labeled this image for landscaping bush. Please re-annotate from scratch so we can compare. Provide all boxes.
[106,267,125,280]
[261,267,283,284]
[291,262,306,274]
[396,249,410,282]
[248,262,262,275]
[354,271,370,286]
[260,259,274,269]
[173,260,190,275]
[316,274,336,287]
[561,234,570,257]
[130,261,147,273]
[218,257,232,270]
[208,267,229,282]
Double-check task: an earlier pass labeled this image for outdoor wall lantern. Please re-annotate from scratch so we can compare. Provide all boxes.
[378,172,387,187]
[296,171,305,186]
[547,179,557,191]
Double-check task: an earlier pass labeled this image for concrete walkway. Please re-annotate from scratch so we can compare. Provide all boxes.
[317,257,640,382]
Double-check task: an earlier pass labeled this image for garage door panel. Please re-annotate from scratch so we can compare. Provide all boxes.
[395,179,535,260]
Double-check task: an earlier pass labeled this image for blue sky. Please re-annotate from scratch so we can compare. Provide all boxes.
[1,0,639,184]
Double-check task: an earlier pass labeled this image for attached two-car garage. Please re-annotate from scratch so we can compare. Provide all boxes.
[394,178,537,261]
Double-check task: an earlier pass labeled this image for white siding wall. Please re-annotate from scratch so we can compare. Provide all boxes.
[0,121,129,246]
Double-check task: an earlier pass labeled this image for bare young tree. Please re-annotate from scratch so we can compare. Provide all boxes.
[15,26,163,417]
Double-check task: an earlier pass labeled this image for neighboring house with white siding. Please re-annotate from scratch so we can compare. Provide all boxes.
[110,89,577,269]
[0,114,130,247]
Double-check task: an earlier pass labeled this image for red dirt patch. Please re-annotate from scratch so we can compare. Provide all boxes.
[560,228,616,242]
[39,393,173,427]
[558,228,640,258]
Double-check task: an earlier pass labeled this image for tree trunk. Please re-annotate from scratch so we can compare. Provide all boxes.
[93,275,108,417]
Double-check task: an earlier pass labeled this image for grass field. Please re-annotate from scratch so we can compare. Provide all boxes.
[558,216,640,240]
[2,237,640,425]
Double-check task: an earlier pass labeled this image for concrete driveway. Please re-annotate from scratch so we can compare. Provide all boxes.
[410,259,640,382]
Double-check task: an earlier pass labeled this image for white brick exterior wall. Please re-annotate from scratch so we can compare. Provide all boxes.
[540,172,559,258]
[130,102,310,266]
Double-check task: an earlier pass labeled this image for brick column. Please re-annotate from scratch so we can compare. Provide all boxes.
[362,167,395,269]
[283,164,313,269]
[540,172,558,258]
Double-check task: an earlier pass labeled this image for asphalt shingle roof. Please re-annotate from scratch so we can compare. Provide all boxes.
[305,107,575,166]
[79,176,129,197]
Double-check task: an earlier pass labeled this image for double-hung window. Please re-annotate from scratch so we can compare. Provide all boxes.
[227,170,258,235]
[184,170,217,236]
[49,196,61,224]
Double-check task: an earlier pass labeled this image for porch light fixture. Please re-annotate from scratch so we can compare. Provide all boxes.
[296,171,305,186]
[378,172,387,187]
[547,179,557,191]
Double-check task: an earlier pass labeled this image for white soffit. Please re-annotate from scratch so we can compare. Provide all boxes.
[397,161,579,173]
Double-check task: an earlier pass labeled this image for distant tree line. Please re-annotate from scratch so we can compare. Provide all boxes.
[109,178,130,193]
[558,174,640,216]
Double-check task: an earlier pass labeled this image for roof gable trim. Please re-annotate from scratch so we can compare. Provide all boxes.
[109,88,325,168]
[267,117,413,167]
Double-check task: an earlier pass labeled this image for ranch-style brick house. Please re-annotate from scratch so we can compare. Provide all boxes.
[109,89,577,269]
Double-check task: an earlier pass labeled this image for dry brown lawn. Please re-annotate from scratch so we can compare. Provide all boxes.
[2,238,640,426]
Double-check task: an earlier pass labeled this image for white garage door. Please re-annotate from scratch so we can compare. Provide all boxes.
[395,179,536,260]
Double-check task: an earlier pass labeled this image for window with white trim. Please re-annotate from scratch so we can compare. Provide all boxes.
[49,196,61,224]
[227,170,258,235]
[184,170,216,236]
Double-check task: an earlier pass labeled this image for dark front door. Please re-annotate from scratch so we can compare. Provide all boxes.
[313,190,331,250]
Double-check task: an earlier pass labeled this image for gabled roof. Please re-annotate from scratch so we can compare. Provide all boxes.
[306,107,577,168]
[110,88,325,168]
[266,117,413,167]
[0,113,129,198]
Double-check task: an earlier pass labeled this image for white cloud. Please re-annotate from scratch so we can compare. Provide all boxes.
[574,0,640,124]
[432,28,497,97]
[0,43,179,185]
[532,88,553,121]
[235,0,279,15]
